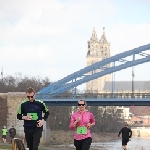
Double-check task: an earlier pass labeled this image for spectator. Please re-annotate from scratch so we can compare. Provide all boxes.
[9,125,16,143]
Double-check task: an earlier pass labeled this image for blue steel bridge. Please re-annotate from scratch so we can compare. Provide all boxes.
[35,44,150,106]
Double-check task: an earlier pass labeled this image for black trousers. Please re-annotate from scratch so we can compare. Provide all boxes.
[10,136,15,144]
[74,137,92,150]
[24,129,42,150]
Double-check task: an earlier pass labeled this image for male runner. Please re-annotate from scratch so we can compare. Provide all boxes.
[118,124,132,150]
[17,87,50,150]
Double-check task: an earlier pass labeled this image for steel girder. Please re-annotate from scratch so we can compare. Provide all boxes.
[36,44,150,98]
[41,98,150,106]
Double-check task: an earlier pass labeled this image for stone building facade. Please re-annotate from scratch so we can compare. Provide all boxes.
[86,27,111,92]
[103,81,150,93]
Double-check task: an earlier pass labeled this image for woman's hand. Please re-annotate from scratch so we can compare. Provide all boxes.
[87,123,92,129]
[76,117,81,123]
[73,117,81,127]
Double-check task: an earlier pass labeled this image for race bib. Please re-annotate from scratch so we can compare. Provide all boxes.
[27,113,38,120]
[77,126,87,134]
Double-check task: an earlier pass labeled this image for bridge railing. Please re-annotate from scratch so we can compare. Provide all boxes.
[36,92,150,99]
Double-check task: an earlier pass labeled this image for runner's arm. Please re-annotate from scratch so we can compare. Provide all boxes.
[90,113,96,126]
[118,128,122,137]
[129,129,132,138]
[17,103,23,120]
[41,102,50,121]
[42,111,50,121]
[69,114,77,129]
[8,129,11,134]
[14,129,16,135]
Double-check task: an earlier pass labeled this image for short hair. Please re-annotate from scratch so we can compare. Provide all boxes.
[78,99,87,106]
[26,87,35,94]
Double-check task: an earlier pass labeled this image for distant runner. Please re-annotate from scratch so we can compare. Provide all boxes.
[2,126,8,143]
[118,124,132,150]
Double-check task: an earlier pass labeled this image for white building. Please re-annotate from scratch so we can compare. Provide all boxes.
[115,106,133,122]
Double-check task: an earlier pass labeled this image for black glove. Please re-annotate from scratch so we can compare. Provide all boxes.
[129,135,131,138]
[118,134,120,137]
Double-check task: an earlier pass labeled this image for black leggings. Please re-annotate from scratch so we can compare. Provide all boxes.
[74,137,92,150]
[24,129,42,150]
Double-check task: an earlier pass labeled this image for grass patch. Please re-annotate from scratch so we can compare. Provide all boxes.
[0,145,12,149]
[0,145,48,150]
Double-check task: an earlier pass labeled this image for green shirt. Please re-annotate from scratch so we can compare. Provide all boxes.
[2,129,7,135]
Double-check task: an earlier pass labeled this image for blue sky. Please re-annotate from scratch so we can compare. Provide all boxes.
[0,0,150,90]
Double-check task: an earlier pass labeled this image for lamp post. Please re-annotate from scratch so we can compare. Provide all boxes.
[0,67,3,93]
[148,116,149,127]
[132,66,135,98]
[111,62,115,98]
[131,53,135,98]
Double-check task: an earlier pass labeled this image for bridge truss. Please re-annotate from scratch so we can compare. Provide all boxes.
[36,44,150,100]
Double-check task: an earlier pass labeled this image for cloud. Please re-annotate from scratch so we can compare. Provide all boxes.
[108,22,150,55]
[0,0,150,88]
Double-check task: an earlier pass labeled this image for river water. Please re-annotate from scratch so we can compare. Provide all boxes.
[90,137,150,150]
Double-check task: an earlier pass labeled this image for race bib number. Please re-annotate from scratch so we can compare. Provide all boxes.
[77,126,87,134]
[27,113,38,120]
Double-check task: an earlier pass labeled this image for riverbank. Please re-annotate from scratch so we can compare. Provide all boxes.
[1,137,150,150]
[0,131,119,150]
[50,130,119,145]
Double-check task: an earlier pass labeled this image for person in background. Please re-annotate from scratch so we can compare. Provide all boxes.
[9,125,16,143]
[118,124,132,150]
[69,99,95,150]
[17,87,50,150]
[2,126,8,143]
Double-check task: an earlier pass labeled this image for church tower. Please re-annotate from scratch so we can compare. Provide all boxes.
[86,27,111,92]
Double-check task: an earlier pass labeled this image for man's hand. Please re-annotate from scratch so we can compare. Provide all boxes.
[37,119,45,127]
[118,134,120,137]
[22,115,32,120]
[87,123,92,129]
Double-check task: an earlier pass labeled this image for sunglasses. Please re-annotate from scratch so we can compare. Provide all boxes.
[78,104,85,106]
[27,95,34,99]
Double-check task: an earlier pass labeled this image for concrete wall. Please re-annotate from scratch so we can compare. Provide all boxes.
[0,93,8,129]
[0,92,50,145]
[7,92,25,133]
